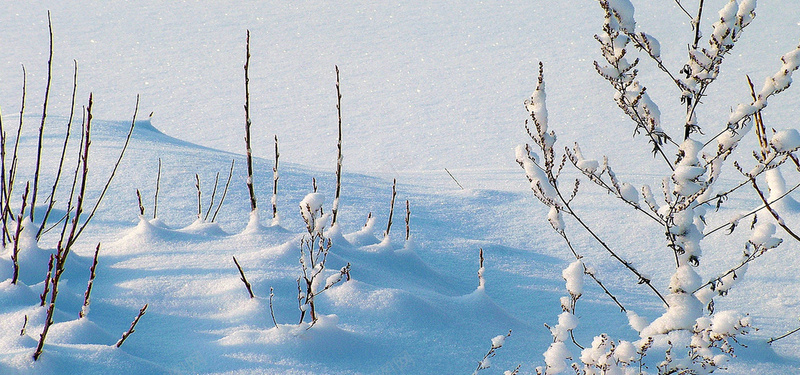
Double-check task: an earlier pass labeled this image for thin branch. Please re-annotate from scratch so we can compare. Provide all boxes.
[74,94,139,241]
[233,256,255,299]
[212,159,235,222]
[445,168,464,190]
[79,243,100,318]
[36,60,78,240]
[269,287,279,328]
[153,158,161,219]
[272,136,279,221]
[30,11,54,223]
[704,181,800,238]
[751,178,800,242]
[204,172,220,221]
[331,65,343,226]
[115,304,148,348]
[243,30,257,212]
[385,178,397,238]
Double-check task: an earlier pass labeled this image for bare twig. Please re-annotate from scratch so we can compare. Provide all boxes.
[244,30,257,212]
[11,182,30,285]
[39,254,54,306]
[332,66,343,226]
[115,304,148,348]
[269,287,279,329]
[204,172,220,221]
[136,189,145,216]
[445,168,464,190]
[751,178,800,242]
[35,94,94,361]
[20,315,28,337]
[233,256,255,299]
[194,173,202,219]
[405,200,410,240]
[212,159,235,222]
[30,11,54,223]
[272,136,279,221]
[153,158,161,219]
[36,60,78,240]
[768,319,800,344]
[79,243,100,318]
[74,94,139,241]
[385,179,396,238]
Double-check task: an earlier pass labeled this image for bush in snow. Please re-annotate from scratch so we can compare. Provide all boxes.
[296,192,350,326]
[517,0,800,373]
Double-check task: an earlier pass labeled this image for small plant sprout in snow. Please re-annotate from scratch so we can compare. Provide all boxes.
[520,0,800,373]
[297,192,351,326]
[473,330,518,375]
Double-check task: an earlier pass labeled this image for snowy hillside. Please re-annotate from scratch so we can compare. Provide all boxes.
[1,1,800,374]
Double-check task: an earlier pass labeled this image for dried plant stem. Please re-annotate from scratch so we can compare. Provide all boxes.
[79,243,100,318]
[212,159,235,222]
[136,189,144,216]
[115,304,148,348]
[35,94,94,361]
[233,256,255,299]
[704,181,800,238]
[204,172,220,221]
[385,179,396,238]
[405,200,410,240]
[445,168,464,190]
[272,136,279,221]
[39,254,54,306]
[768,320,800,344]
[153,158,161,219]
[269,287,279,329]
[11,182,30,285]
[331,65,343,226]
[20,315,28,337]
[4,65,27,242]
[751,178,800,242]
[36,60,78,240]
[244,30,257,212]
[194,173,202,219]
[74,94,138,241]
[30,11,54,223]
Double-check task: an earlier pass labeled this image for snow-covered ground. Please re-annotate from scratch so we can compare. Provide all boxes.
[1,1,800,374]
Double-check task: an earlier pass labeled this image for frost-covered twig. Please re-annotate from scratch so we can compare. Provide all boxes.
[195,173,202,219]
[472,330,512,375]
[445,168,464,190]
[115,304,148,348]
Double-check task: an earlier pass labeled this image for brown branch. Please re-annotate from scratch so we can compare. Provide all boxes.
[331,65,343,226]
[385,178,396,238]
[115,304,148,348]
[233,256,255,299]
[79,243,100,318]
[30,11,54,223]
[244,30,257,212]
